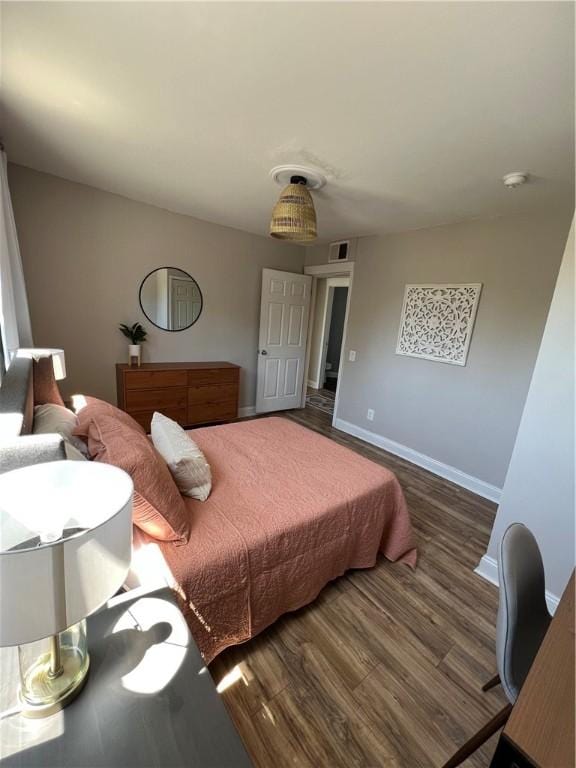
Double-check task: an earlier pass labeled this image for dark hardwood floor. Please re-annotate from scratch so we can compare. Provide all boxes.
[210,403,506,767]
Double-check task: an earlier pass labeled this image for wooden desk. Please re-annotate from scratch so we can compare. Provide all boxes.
[491,571,575,768]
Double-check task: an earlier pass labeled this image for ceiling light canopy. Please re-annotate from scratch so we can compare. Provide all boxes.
[502,171,529,189]
[269,165,326,242]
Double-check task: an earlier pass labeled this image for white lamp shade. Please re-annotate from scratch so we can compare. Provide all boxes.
[17,348,66,380]
[0,462,133,646]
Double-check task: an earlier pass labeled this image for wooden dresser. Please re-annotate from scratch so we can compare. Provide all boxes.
[116,362,240,432]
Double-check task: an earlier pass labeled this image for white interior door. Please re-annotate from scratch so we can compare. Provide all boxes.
[256,268,312,413]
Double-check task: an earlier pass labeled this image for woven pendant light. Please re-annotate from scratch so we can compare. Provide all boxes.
[270,175,317,241]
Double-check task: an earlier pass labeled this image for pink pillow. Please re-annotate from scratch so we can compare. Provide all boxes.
[33,357,65,407]
[87,414,190,544]
[73,395,146,440]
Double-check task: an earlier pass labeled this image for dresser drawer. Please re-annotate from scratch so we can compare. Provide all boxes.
[126,387,188,412]
[125,370,188,390]
[188,384,238,407]
[188,401,237,425]
[130,407,188,432]
[188,369,238,387]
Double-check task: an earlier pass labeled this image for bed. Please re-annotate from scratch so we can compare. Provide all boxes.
[128,416,416,662]
[0,353,417,663]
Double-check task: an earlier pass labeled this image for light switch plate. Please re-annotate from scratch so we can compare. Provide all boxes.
[348,350,356,362]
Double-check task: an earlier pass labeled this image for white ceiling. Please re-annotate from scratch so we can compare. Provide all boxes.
[1,2,574,242]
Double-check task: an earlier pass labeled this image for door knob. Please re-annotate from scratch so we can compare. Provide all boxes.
[261,350,268,355]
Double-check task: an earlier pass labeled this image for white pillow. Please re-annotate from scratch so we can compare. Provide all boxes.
[33,403,89,456]
[150,412,212,501]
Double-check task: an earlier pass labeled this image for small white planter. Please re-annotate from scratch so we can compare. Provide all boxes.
[128,344,141,367]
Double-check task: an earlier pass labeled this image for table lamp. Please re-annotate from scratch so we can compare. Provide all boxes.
[16,348,66,381]
[0,461,133,718]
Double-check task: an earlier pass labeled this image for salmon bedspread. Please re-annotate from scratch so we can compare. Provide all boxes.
[138,417,417,663]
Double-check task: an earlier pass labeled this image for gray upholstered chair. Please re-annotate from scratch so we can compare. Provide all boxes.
[442,523,551,768]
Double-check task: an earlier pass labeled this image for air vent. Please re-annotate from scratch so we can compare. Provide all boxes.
[328,240,350,262]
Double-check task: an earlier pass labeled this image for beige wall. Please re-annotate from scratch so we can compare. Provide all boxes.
[305,244,332,267]
[482,218,574,600]
[9,164,303,407]
[332,209,572,489]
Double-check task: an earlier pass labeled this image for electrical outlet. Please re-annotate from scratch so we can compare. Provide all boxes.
[367,409,375,421]
[348,350,357,362]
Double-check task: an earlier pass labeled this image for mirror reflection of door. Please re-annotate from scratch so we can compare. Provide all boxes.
[169,276,202,331]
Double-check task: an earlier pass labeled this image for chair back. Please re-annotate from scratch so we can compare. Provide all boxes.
[496,523,551,703]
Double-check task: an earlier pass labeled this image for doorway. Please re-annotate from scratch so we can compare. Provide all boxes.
[323,286,348,392]
[306,275,350,417]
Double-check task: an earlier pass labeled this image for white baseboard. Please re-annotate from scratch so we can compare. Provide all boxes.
[307,379,320,389]
[474,555,500,589]
[475,555,560,615]
[333,417,502,504]
[238,405,256,418]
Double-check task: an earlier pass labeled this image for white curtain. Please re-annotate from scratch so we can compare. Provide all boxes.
[0,150,33,362]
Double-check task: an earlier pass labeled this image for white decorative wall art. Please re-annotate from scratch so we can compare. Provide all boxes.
[396,283,482,366]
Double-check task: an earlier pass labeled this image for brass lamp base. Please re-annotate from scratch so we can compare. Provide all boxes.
[19,661,89,718]
[19,628,90,719]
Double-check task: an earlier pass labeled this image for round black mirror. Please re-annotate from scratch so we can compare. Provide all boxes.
[139,267,203,331]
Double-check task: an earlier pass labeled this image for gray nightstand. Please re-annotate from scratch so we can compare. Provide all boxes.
[0,588,253,768]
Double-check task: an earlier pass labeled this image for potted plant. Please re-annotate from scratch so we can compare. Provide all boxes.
[119,322,147,367]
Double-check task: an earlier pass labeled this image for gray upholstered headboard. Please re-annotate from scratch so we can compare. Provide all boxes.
[0,354,34,438]
[0,353,66,473]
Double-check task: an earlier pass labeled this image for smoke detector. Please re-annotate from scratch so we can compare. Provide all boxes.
[502,171,528,189]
